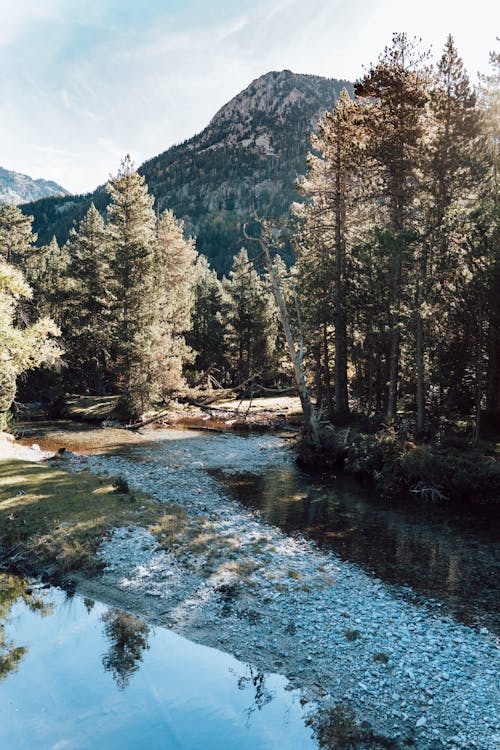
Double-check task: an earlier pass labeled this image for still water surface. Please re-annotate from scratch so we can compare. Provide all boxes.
[0,575,316,750]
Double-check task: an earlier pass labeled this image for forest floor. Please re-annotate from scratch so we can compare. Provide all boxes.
[0,427,498,750]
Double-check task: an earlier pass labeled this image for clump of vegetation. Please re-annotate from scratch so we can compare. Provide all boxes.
[344,629,361,641]
[372,652,390,664]
[345,428,500,504]
[306,704,399,749]
[112,476,130,494]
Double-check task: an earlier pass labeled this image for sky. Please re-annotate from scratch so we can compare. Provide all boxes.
[1,0,498,194]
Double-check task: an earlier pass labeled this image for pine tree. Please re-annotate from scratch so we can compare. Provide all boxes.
[294,88,367,418]
[187,255,227,380]
[0,205,37,265]
[410,36,483,434]
[65,203,115,392]
[24,236,70,324]
[223,248,277,385]
[479,46,500,430]
[152,209,198,396]
[107,156,159,418]
[355,33,429,420]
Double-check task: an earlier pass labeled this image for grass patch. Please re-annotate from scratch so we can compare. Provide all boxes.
[62,396,124,423]
[0,459,175,578]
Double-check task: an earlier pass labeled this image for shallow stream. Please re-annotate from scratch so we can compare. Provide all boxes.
[18,420,500,633]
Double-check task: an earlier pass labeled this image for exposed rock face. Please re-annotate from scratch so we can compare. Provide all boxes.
[0,166,69,205]
[23,70,352,273]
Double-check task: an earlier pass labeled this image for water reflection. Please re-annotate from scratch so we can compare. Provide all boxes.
[0,573,52,683]
[215,467,500,633]
[102,610,150,690]
[0,576,317,750]
[237,665,273,721]
[15,421,499,633]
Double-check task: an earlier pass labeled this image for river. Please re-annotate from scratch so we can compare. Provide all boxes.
[17,420,500,633]
[2,420,498,748]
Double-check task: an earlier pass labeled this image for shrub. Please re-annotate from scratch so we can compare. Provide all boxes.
[112,476,130,494]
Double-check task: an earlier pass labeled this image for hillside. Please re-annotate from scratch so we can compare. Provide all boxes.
[0,166,69,205]
[22,70,352,274]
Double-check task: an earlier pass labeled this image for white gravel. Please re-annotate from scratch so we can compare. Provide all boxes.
[57,431,499,750]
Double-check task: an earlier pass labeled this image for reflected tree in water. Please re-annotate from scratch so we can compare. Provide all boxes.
[0,574,52,682]
[101,610,150,690]
[237,665,273,722]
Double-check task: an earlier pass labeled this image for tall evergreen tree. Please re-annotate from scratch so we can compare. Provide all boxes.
[152,209,198,396]
[295,88,367,418]
[223,248,277,385]
[107,156,160,417]
[65,203,115,392]
[412,36,482,434]
[479,46,500,430]
[355,33,429,420]
[0,205,37,265]
[187,255,227,380]
[24,236,70,325]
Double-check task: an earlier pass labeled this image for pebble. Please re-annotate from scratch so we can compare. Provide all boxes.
[64,434,500,750]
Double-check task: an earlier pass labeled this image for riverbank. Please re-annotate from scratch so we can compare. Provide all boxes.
[2,424,497,749]
[33,393,500,505]
[64,446,500,749]
[0,431,186,583]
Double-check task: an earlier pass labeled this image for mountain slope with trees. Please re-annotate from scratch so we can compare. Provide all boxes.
[22,71,351,274]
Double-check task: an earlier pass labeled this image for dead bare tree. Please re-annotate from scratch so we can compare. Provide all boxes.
[243,218,320,445]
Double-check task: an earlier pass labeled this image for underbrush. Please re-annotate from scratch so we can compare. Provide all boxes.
[345,428,500,504]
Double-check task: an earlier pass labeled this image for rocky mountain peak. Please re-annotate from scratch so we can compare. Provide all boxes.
[0,166,70,205]
[23,70,353,274]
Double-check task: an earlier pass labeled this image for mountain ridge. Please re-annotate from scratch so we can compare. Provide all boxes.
[22,70,352,273]
[0,166,70,205]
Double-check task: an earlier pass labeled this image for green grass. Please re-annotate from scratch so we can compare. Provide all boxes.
[0,459,182,577]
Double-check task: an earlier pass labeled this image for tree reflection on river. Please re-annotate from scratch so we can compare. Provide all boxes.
[102,609,150,689]
[0,575,317,750]
[214,466,499,633]
[0,574,53,683]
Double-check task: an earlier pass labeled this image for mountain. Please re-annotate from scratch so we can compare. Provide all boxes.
[0,166,69,205]
[22,70,352,274]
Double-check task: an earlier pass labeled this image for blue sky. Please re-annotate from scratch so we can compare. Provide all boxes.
[1,0,498,194]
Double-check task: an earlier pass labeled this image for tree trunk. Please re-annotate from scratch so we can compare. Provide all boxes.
[415,310,425,436]
[322,323,334,419]
[263,242,320,443]
[333,139,350,419]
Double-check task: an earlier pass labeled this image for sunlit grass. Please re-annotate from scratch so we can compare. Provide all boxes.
[0,459,178,576]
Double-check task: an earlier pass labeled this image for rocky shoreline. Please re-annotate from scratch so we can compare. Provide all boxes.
[46,432,500,750]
